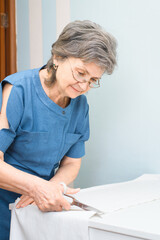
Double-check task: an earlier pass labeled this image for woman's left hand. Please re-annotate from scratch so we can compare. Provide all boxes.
[16,185,80,209]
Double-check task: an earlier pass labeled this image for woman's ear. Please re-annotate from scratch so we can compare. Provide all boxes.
[53,55,66,66]
[53,54,59,65]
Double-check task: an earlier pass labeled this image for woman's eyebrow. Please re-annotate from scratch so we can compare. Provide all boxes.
[76,66,100,79]
[76,65,87,72]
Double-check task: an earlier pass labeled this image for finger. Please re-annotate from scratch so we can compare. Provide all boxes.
[19,195,25,199]
[60,197,71,211]
[19,194,29,201]
[38,203,63,212]
[16,196,34,208]
[21,198,34,208]
[55,205,63,212]
[66,187,80,195]
[16,195,30,208]
[16,196,30,207]
[20,195,30,203]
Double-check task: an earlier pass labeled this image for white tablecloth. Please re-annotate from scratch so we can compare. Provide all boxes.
[9,174,160,240]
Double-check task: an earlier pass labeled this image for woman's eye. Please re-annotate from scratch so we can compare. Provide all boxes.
[91,78,97,83]
[78,72,85,76]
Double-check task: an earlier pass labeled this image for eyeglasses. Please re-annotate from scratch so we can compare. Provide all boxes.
[67,58,100,88]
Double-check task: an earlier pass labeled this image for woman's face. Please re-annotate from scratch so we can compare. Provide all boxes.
[53,57,104,99]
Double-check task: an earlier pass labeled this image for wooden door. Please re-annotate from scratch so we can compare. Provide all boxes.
[0,0,16,82]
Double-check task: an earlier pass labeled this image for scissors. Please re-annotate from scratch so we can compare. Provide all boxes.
[64,194,104,215]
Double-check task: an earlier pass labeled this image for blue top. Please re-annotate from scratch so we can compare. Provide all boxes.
[0,67,90,180]
[0,67,90,240]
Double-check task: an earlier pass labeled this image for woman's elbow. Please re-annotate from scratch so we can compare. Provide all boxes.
[0,151,4,161]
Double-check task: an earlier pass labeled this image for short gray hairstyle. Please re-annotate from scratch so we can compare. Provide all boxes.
[45,20,117,85]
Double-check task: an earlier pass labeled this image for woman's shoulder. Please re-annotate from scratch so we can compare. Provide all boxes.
[76,94,88,104]
[72,94,89,115]
[3,68,39,86]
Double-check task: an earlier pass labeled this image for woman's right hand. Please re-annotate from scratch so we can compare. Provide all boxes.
[33,181,69,212]
[16,180,80,212]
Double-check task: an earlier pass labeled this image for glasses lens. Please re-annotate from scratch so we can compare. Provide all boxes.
[89,82,100,88]
[74,70,86,83]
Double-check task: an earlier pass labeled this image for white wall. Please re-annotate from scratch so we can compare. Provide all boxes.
[71,0,160,188]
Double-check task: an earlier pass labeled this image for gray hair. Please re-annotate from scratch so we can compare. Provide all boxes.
[45,20,117,85]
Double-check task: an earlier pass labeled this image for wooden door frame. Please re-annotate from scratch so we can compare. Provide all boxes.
[0,0,6,81]
[0,0,16,81]
[6,0,17,76]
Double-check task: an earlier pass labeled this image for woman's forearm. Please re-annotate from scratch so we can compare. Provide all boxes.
[0,159,72,211]
[0,154,81,211]
[0,159,40,196]
[50,156,81,185]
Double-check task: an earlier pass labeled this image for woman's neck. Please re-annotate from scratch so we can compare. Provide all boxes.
[39,69,70,108]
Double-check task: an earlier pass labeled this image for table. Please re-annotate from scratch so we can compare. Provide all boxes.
[10,175,160,240]
[89,200,160,240]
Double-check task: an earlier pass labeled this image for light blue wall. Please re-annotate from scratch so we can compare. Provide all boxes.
[16,0,30,71]
[16,0,160,188]
[41,0,56,64]
[16,0,56,71]
[71,0,160,188]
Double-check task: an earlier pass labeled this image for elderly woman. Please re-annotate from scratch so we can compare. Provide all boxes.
[0,20,117,239]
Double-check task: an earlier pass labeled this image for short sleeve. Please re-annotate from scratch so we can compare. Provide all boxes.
[0,81,24,153]
[65,104,90,158]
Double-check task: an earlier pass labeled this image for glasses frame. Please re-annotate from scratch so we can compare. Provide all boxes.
[67,58,100,88]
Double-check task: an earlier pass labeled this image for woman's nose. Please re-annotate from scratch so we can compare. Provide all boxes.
[78,81,89,91]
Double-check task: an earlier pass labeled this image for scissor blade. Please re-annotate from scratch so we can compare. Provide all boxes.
[73,201,104,215]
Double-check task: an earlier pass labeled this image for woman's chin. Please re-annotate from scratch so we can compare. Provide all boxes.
[67,86,82,98]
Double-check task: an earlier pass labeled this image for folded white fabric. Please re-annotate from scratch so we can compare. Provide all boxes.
[9,174,160,240]
[9,198,94,240]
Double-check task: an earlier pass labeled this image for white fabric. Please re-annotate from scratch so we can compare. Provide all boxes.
[9,199,94,240]
[9,174,160,240]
